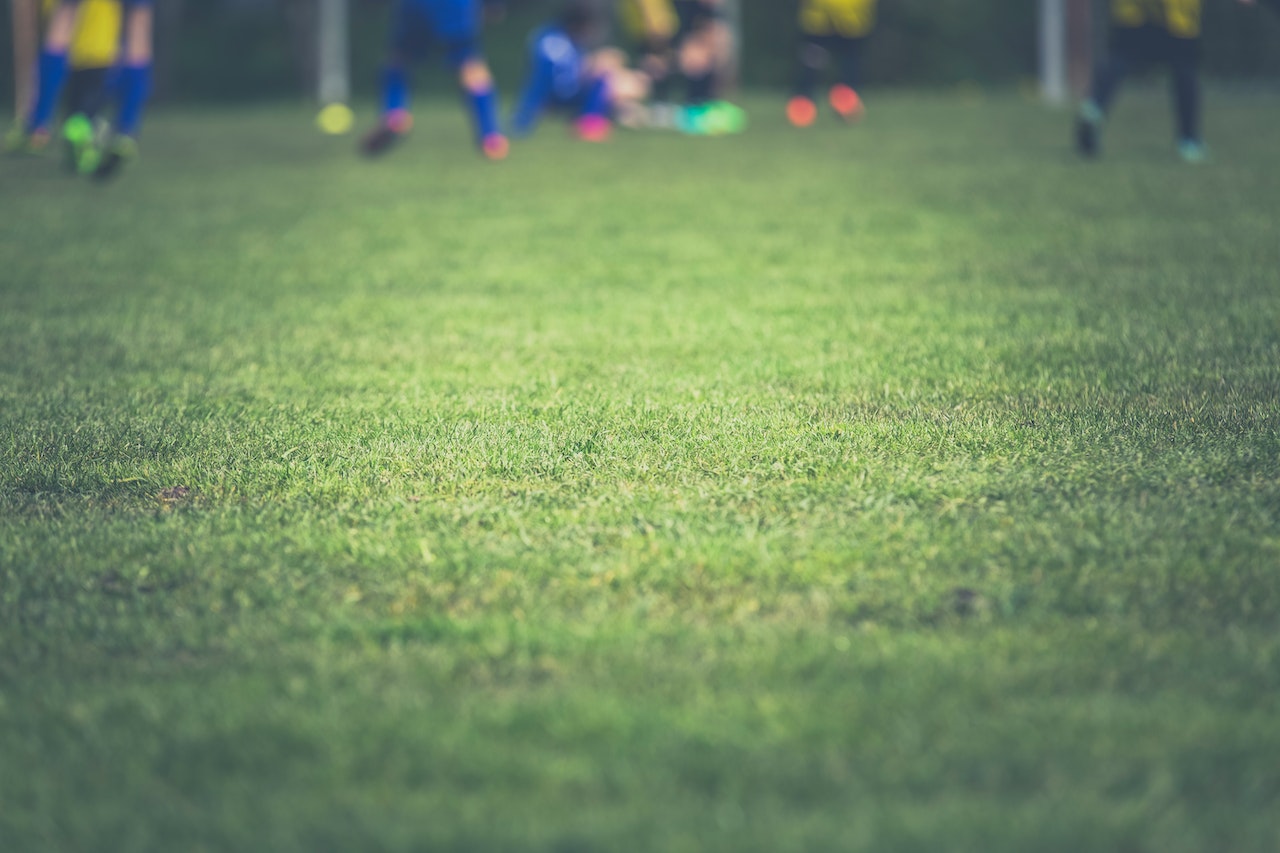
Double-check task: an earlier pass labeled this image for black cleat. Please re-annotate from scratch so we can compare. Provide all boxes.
[91,134,137,181]
[1075,117,1099,159]
[359,111,412,158]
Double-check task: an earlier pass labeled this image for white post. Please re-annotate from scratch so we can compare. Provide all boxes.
[317,0,350,105]
[1039,0,1068,105]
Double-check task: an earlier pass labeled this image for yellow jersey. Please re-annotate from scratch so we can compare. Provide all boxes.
[800,0,878,39]
[1111,0,1201,38]
[619,0,680,42]
[43,0,121,69]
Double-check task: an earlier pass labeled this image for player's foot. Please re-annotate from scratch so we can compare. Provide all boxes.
[786,95,817,128]
[91,134,138,181]
[4,124,51,155]
[481,133,509,161]
[676,103,708,134]
[828,85,864,122]
[61,113,96,173]
[574,114,612,142]
[360,109,412,158]
[678,101,746,136]
[1177,138,1208,164]
[1075,100,1103,159]
[703,101,746,135]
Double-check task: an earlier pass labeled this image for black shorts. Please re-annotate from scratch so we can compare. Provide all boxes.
[800,33,866,54]
[1111,24,1199,66]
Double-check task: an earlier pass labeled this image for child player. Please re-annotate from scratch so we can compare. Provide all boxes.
[50,0,122,173]
[787,0,877,127]
[6,0,152,179]
[1076,0,1257,163]
[509,1,650,142]
[618,0,743,134]
[360,0,508,161]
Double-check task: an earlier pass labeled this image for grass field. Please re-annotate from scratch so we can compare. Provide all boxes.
[2,90,1279,852]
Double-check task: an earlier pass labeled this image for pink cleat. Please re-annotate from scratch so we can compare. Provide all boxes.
[481,133,509,161]
[574,114,612,143]
[829,85,865,122]
[786,96,817,128]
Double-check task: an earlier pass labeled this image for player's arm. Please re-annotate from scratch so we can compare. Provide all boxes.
[508,38,557,137]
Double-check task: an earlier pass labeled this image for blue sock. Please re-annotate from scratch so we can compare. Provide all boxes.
[468,87,499,139]
[29,49,70,131]
[116,63,152,137]
[382,65,409,115]
[582,77,610,119]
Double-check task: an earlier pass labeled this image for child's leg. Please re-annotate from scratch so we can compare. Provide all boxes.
[26,1,82,134]
[378,0,426,128]
[1088,49,1134,117]
[454,52,505,158]
[793,37,826,102]
[1076,25,1149,157]
[787,34,825,127]
[360,2,424,156]
[114,1,154,139]
[829,36,865,120]
[1168,37,1201,145]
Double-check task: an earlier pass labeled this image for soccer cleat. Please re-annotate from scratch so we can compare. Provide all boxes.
[574,114,612,143]
[1177,139,1208,164]
[4,124,51,155]
[828,85,864,122]
[676,103,707,134]
[61,113,96,173]
[480,133,509,160]
[1075,100,1103,159]
[786,95,817,128]
[677,101,746,136]
[91,134,138,181]
[359,109,412,158]
[703,101,746,135]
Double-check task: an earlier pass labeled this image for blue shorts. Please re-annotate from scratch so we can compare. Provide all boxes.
[392,0,482,68]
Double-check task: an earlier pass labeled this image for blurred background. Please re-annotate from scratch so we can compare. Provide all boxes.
[2,0,1278,108]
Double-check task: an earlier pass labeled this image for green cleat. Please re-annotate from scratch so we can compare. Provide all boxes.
[676,101,747,136]
[4,124,51,155]
[701,101,747,135]
[91,134,138,181]
[61,113,97,173]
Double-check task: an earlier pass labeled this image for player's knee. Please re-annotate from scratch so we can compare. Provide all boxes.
[45,4,81,51]
[459,60,493,94]
[123,6,154,65]
[680,42,713,77]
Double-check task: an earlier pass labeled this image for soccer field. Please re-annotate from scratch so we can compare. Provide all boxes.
[2,91,1279,852]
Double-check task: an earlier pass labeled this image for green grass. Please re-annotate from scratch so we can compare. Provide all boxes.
[2,89,1279,852]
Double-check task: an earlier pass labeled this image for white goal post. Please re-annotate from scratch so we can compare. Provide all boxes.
[1039,0,1068,103]
[317,0,350,105]
[1040,0,1093,105]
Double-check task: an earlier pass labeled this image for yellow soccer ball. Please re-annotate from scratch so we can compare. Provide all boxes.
[316,102,354,136]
